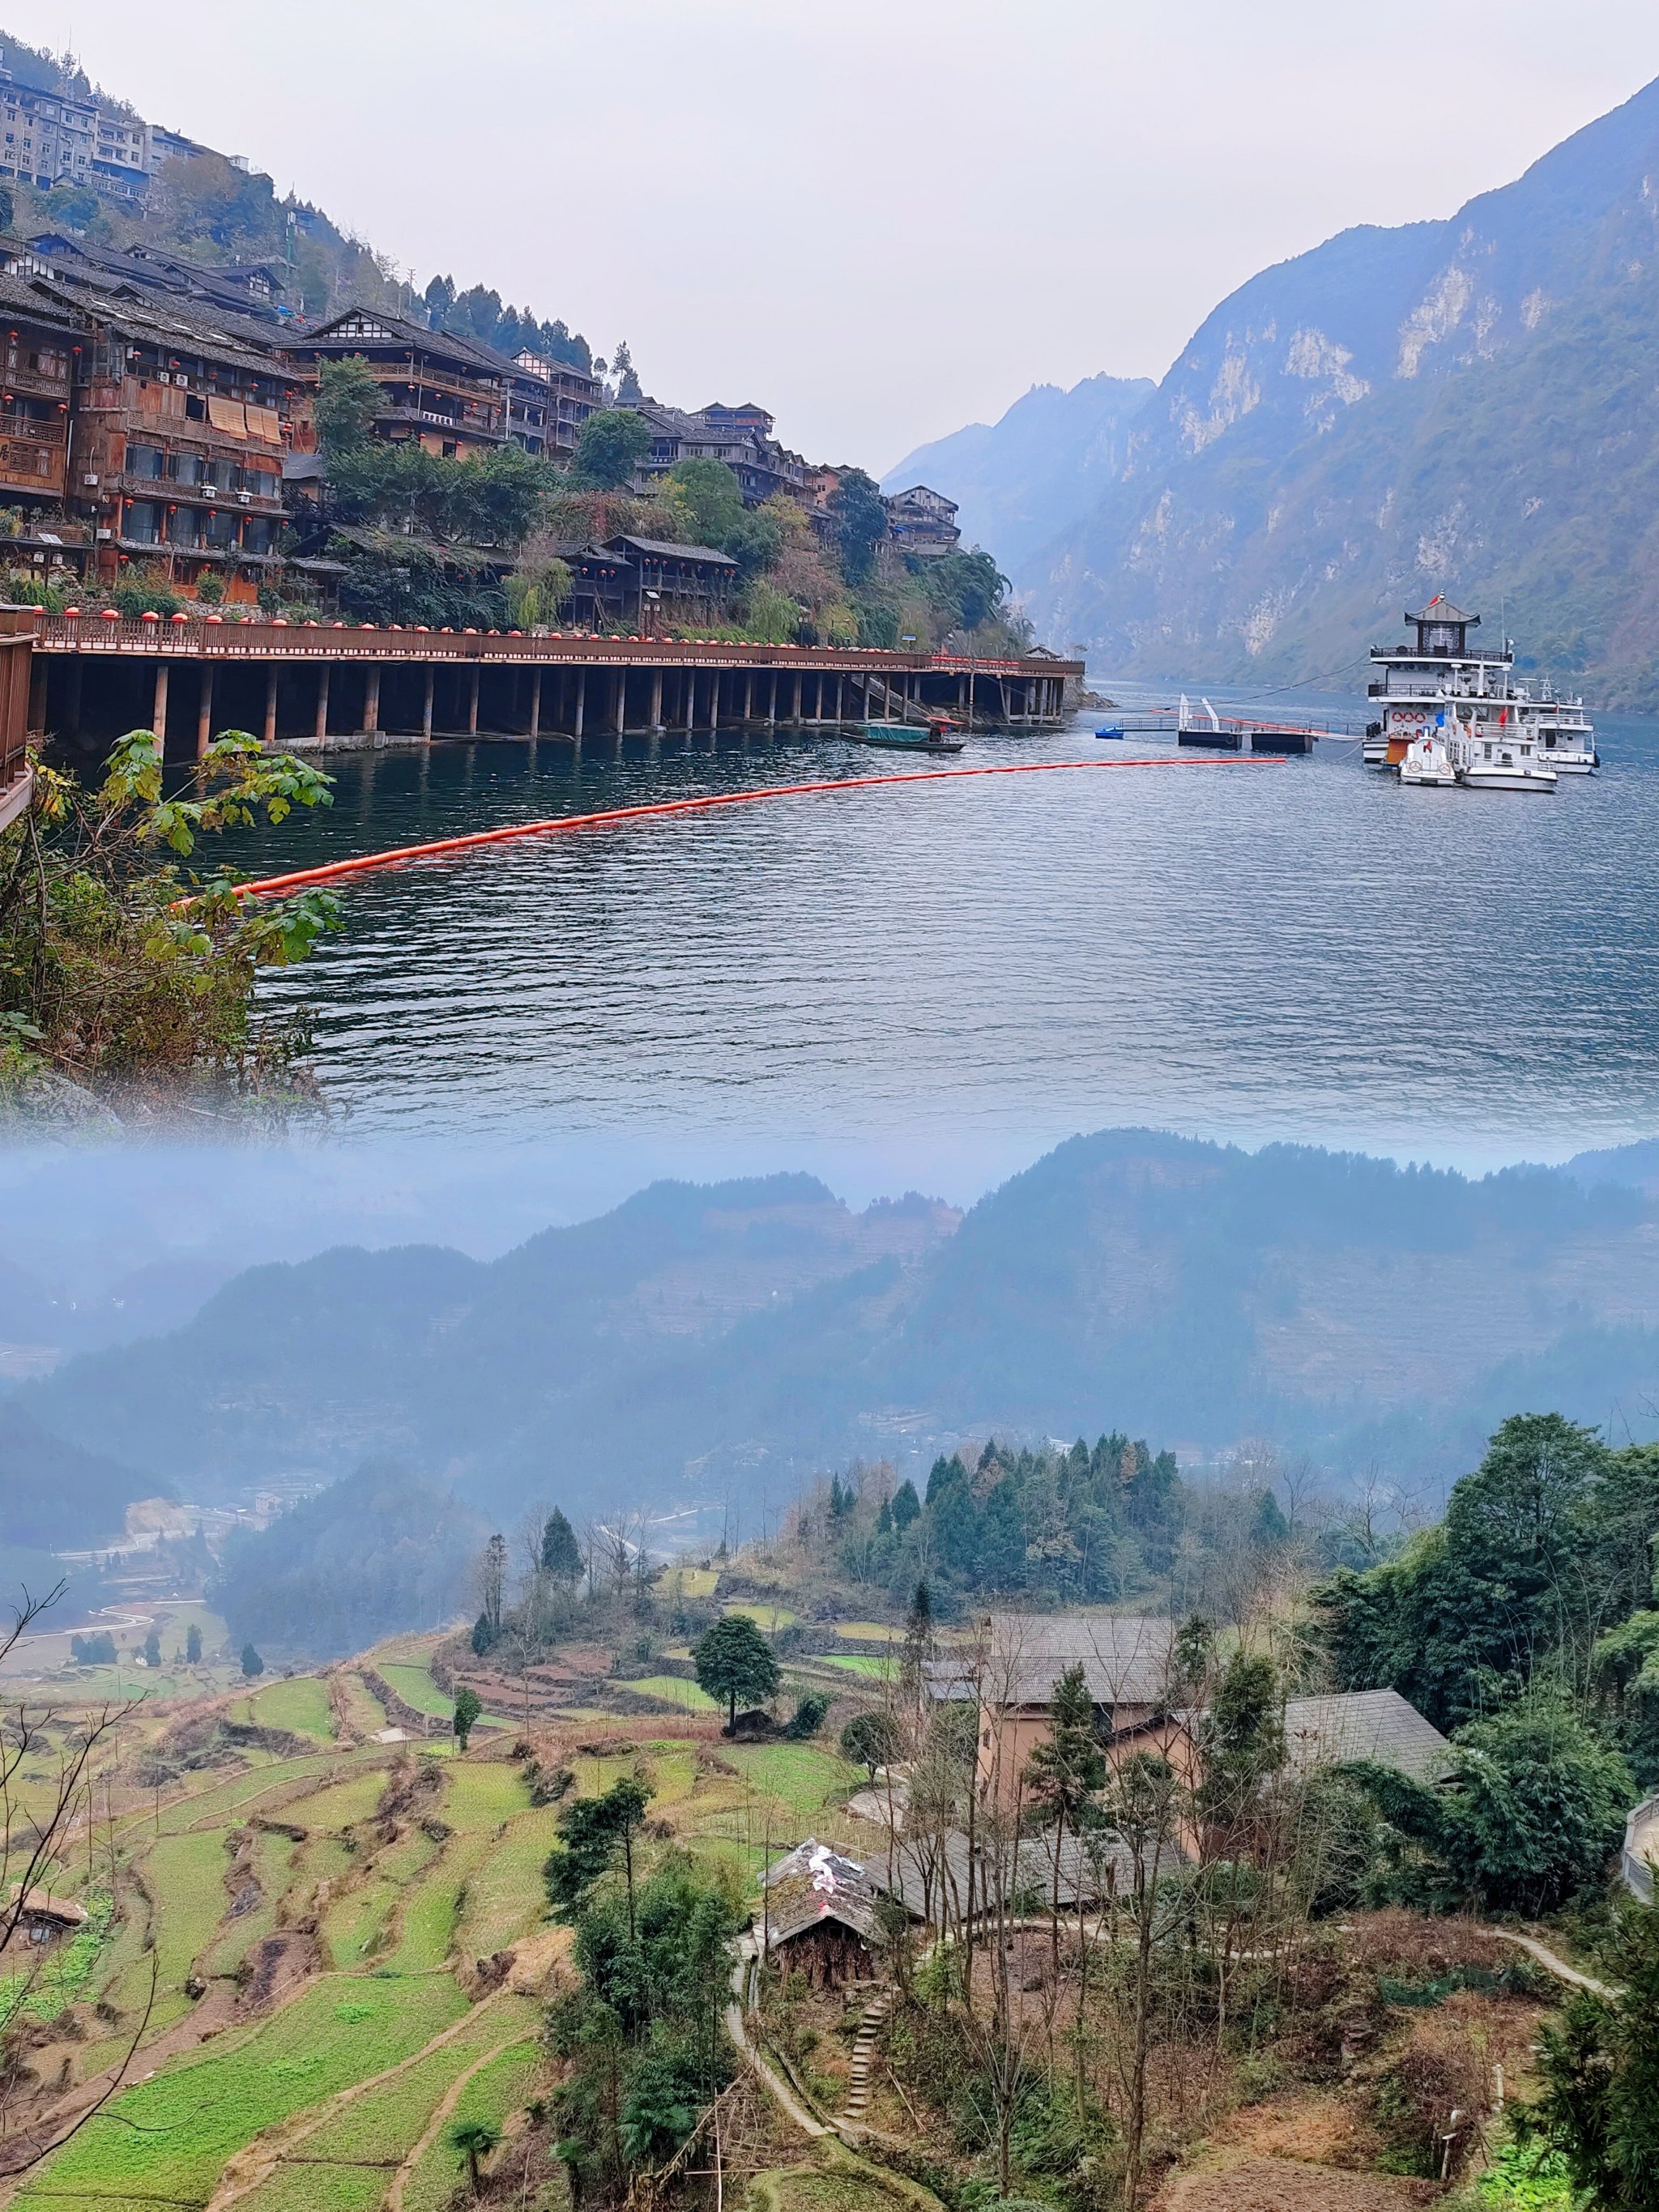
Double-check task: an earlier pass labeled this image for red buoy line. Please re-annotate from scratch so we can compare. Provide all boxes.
[232,753,1282,901]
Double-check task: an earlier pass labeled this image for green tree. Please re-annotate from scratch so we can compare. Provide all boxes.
[841,1707,903,1779]
[1350,1695,1633,1914]
[663,458,744,548]
[241,1643,263,1678]
[505,555,572,630]
[828,467,888,582]
[143,1630,160,1669]
[890,1479,921,1532]
[612,339,643,403]
[920,547,1008,633]
[691,1614,778,1731]
[453,1684,482,1750]
[314,354,381,457]
[569,408,651,492]
[545,1774,653,1933]
[539,1507,583,1588]
[447,2116,500,2197]
[1520,1900,1659,2210]
[185,1623,203,1664]
[783,1692,829,1740]
[0,732,340,1102]
[1196,1652,1284,1845]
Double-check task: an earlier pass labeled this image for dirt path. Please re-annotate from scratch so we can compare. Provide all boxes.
[205,1988,506,2210]
[1491,1928,1616,1998]
[724,1941,825,2140]
[1156,2158,1439,2211]
[386,2031,512,2211]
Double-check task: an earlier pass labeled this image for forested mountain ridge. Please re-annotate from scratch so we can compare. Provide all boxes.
[881,373,1155,575]
[15,1134,1659,1540]
[919,76,1659,704]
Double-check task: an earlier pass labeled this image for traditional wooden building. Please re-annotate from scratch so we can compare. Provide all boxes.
[51,279,312,598]
[0,273,82,577]
[510,351,601,462]
[551,535,739,632]
[883,484,960,559]
[631,399,807,508]
[761,1840,881,1988]
[288,309,509,459]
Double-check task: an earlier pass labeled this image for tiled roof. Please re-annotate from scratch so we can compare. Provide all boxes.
[1405,598,1478,625]
[1280,1689,1454,1784]
[300,307,510,376]
[606,535,738,568]
[925,1614,1176,1708]
[761,1839,882,1948]
[38,275,292,379]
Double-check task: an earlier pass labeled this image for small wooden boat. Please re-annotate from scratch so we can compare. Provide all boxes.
[851,718,964,755]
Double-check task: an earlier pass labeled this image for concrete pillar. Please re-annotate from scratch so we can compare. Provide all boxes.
[262,666,278,748]
[195,666,215,761]
[709,668,719,732]
[467,666,480,735]
[574,669,586,740]
[743,671,753,722]
[684,668,695,733]
[835,675,843,723]
[314,666,331,743]
[614,667,625,735]
[530,667,542,738]
[151,662,169,748]
[364,665,380,736]
[767,671,776,730]
[423,667,435,739]
[649,668,662,732]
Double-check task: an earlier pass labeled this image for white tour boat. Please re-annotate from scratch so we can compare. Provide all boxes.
[1367,599,1566,793]
[1527,687,1597,774]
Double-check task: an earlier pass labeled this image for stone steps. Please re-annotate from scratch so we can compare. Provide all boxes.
[838,1988,893,2125]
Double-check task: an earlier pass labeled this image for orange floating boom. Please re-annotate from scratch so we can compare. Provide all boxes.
[234,755,1280,900]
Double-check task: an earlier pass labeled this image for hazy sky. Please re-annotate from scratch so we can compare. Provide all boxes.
[53,2,1659,470]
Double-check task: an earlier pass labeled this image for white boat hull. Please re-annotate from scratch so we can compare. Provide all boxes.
[1460,766,1557,793]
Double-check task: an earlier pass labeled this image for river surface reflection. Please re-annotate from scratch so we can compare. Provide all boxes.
[241,696,1659,1166]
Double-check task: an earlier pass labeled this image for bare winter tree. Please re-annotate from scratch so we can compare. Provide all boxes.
[0,1585,159,2172]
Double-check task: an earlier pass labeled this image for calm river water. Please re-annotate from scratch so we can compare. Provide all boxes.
[241,689,1659,1173]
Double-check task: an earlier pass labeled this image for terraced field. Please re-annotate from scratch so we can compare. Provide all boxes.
[6,1627,876,2209]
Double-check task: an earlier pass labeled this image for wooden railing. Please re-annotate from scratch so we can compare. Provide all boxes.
[33,613,1081,681]
[0,609,36,827]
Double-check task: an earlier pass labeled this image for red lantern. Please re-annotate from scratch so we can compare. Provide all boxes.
[100,607,120,620]
[140,609,160,624]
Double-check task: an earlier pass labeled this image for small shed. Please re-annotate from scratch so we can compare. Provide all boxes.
[761,1839,881,1988]
[5,1887,89,1951]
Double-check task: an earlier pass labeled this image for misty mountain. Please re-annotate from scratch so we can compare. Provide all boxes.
[882,373,1154,578]
[15,1135,1659,1541]
[920,76,1659,705]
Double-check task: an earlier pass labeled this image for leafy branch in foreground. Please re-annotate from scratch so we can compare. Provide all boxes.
[0,730,341,1105]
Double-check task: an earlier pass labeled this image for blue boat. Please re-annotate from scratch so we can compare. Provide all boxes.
[1096,725,1126,740]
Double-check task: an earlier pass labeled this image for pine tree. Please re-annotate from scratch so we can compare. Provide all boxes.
[890,1480,921,1532]
[540,1508,583,1588]
[612,339,642,403]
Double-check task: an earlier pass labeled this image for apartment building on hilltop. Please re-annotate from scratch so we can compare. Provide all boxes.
[0,62,222,202]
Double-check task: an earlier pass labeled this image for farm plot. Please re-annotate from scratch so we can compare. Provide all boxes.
[100,1826,235,2034]
[13,1973,468,2210]
[625,1673,720,1711]
[323,1825,446,1970]
[225,1993,539,2212]
[382,1762,533,1973]
[199,1826,301,1980]
[252,1675,338,1741]
[377,1661,453,1721]
[398,2033,545,2212]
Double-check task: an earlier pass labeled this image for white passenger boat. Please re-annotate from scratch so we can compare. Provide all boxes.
[1528,688,1597,773]
[1367,599,1569,794]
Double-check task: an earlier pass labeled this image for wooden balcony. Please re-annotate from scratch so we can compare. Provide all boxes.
[0,361,70,401]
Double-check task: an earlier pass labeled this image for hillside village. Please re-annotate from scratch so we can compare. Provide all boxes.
[0,40,998,653]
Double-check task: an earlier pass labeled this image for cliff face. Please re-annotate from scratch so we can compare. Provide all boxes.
[936,79,1659,704]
